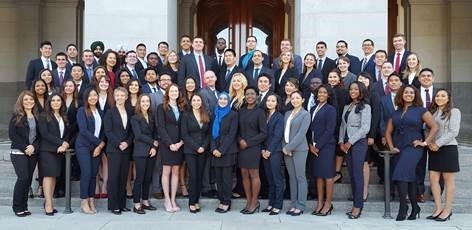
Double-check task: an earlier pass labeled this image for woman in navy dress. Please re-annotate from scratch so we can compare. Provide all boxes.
[385,85,438,221]
[308,84,337,216]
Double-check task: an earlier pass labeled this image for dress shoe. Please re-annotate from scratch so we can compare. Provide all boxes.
[290,210,303,216]
[242,202,260,214]
[133,207,145,214]
[426,212,442,220]
[316,205,333,216]
[121,207,131,212]
[269,208,281,215]
[261,206,272,212]
[407,206,421,220]
[286,209,295,215]
[436,212,452,222]
[111,209,122,215]
[189,205,198,213]
[142,204,157,211]
[24,210,31,216]
[15,211,28,217]
[215,204,231,213]
[45,211,54,216]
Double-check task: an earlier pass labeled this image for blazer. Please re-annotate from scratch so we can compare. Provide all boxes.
[320,57,337,84]
[245,66,274,90]
[76,80,90,107]
[65,102,79,146]
[217,65,243,92]
[373,79,388,99]
[141,83,159,94]
[298,71,322,95]
[198,86,219,116]
[239,52,270,71]
[160,65,179,84]
[75,107,104,149]
[156,104,181,155]
[178,53,216,89]
[307,103,337,150]
[25,58,57,89]
[52,68,71,87]
[81,62,99,82]
[367,92,381,139]
[273,54,303,76]
[388,50,411,74]
[130,114,157,157]
[360,55,376,76]
[38,113,71,152]
[150,88,165,115]
[282,109,311,153]
[103,106,133,153]
[264,111,284,154]
[8,115,40,152]
[379,94,396,137]
[431,108,461,147]
[274,67,299,97]
[338,104,371,145]
[346,53,361,75]
[257,91,275,110]
[210,111,238,155]
[180,111,211,154]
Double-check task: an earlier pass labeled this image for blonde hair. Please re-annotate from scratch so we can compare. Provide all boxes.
[402,52,422,80]
[229,72,248,110]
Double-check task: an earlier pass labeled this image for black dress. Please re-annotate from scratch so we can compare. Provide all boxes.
[156,104,183,165]
[237,106,267,169]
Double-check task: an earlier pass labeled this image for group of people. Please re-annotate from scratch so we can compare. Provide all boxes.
[9,33,461,221]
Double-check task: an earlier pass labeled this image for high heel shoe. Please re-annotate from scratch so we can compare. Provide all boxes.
[426,211,442,220]
[37,186,44,198]
[311,208,321,215]
[407,206,421,220]
[334,171,343,183]
[436,212,452,222]
[316,205,333,216]
[28,187,34,198]
[164,202,175,213]
[269,208,281,215]
[261,206,272,213]
[396,205,409,221]
[243,202,260,214]
[348,209,362,219]
[290,209,303,216]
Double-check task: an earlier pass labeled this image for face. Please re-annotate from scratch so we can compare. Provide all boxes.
[40,45,52,58]
[218,95,229,107]
[252,51,264,65]
[402,87,416,103]
[106,53,117,67]
[310,78,322,91]
[40,71,53,84]
[95,68,106,79]
[82,51,94,65]
[34,81,46,95]
[136,45,146,58]
[434,90,449,107]
[388,75,402,91]
[93,46,103,58]
[281,52,292,64]
[117,48,126,57]
[336,42,347,56]
[87,90,98,106]
[419,70,434,87]
[362,41,374,55]
[145,70,157,83]
[204,71,217,87]
[22,95,35,110]
[381,63,394,77]
[50,95,63,111]
[357,75,370,88]
[244,88,257,105]
[66,46,78,59]
[284,81,297,96]
[159,74,172,90]
[140,96,151,112]
[56,55,67,68]
[374,52,387,66]
[257,76,271,92]
[393,36,406,51]
[98,77,109,91]
[280,40,292,52]
[119,71,131,85]
[147,54,159,67]
[158,43,168,56]
[349,83,360,100]
[64,81,75,94]
[407,54,419,69]
[168,85,179,100]
[338,59,349,72]
[246,37,257,50]
[317,87,329,103]
[167,52,178,64]
[304,55,315,68]
[224,51,236,66]
[180,37,192,51]
[125,52,137,65]
[290,92,304,108]
[71,66,84,81]
[185,78,196,92]
[328,72,341,86]
[316,44,327,57]
[265,95,278,110]
[215,39,227,51]
[191,96,202,110]
[192,38,204,52]
[114,90,127,105]
[128,81,140,94]
[231,76,243,91]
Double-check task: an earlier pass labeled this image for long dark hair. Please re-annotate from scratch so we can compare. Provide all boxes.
[314,84,337,107]
[394,85,423,108]
[83,88,98,117]
[44,92,68,124]
[189,93,210,124]
[163,83,185,112]
[429,88,453,120]
[59,79,78,109]
[13,90,37,125]
[135,94,153,121]
[348,81,368,113]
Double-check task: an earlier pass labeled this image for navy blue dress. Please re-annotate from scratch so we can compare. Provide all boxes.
[391,106,426,182]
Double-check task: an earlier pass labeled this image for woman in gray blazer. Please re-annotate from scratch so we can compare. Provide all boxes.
[282,91,311,216]
[338,81,371,219]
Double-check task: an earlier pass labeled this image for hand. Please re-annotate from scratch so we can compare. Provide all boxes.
[339,143,348,154]
[412,140,426,148]
[119,142,129,151]
[149,148,157,157]
[344,142,352,152]
[390,147,400,153]
[169,144,176,151]
[212,149,222,158]
[381,137,387,146]
[25,145,35,155]
[239,139,248,150]
[282,147,290,156]
[262,150,270,159]
[92,147,101,157]
[428,143,439,152]
[197,147,205,154]
[57,146,66,153]
[62,141,70,150]
[367,138,374,146]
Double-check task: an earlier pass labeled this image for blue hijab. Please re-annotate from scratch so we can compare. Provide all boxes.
[212,92,231,140]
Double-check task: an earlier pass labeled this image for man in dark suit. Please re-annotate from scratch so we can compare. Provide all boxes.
[70,64,89,106]
[121,51,141,81]
[373,61,394,99]
[178,36,216,89]
[303,77,323,111]
[135,43,148,74]
[335,40,361,75]
[315,41,337,84]
[360,39,376,78]
[245,50,274,91]
[272,39,303,75]
[368,50,388,83]
[239,36,270,72]
[52,52,71,87]
[256,73,275,109]
[25,41,57,89]
[213,37,227,77]
[65,43,79,67]
[141,68,160,94]
[156,41,169,69]
[80,49,98,82]
[177,35,192,61]
[140,52,159,83]
[388,33,411,74]
[217,49,242,92]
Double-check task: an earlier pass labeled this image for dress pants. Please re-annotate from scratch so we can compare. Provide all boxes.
[185,153,206,205]
[201,155,216,193]
[416,148,427,195]
[215,166,233,206]
[133,156,156,203]
[151,152,163,193]
[346,138,367,209]
[11,154,37,212]
[263,151,284,209]
[107,152,130,210]
[284,151,308,211]
[76,146,101,198]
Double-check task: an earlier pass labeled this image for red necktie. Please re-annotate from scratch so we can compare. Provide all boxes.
[425,88,431,108]
[198,55,206,88]
[384,82,390,95]
[377,70,382,81]
[395,52,401,73]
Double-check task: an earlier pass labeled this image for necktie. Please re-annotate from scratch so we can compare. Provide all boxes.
[198,55,206,88]
[87,68,93,80]
[218,55,222,66]
[76,83,81,92]
[212,90,218,99]
[152,87,157,93]
[225,69,231,82]
[46,59,51,70]
[377,70,382,81]
[362,57,367,71]
[384,82,390,95]
[132,69,138,79]
[318,59,323,70]
[309,95,316,111]
[395,52,401,73]
[253,68,260,80]
[425,88,431,108]
[59,71,64,85]
[256,94,262,104]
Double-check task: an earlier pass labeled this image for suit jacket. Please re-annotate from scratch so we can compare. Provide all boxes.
[52,68,71,87]
[103,106,133,154]
[76,80,90,107]
[38,113,71,152]
[217,65,242,92]
[239,52,270,71]
[75,107,104,149]
[135,60,147,76]
[178,53,216,89]
[320,57,337,84]
[245,66,275,91]
[178,51,191,61]
[257,91,275,110]
[8,115,40,152]
[373,79,388,99]
[156,104,182,155]
[210,111,238,155]
[264,111,284,153]
[282,109,311,152]
[339,104,371,145]
[367,92,381,139]
[388,50,411,74]
[150,88,165,115]
[273,54,303,76]
[274,67,299,97]
[307,103,337,150]
[401,73,421,89]
[25,58,57,89]
[336,54,361,75]
[380,94,396,137]
[180,111,211,154]
[130,114,157,157]
[360,55,376,77]
[299,70,322,95]
[141,83,159,94]
[81,63,99,82]
[199,87,219,115]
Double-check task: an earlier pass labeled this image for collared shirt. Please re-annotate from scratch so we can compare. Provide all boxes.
[393,49,406,70]
[138,57,147,68]
[420,85,434,108]
[41,56,52,70]
[390,92,397,110]
[193,52,206,77]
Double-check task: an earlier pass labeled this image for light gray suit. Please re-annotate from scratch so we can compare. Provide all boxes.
[282,109,310,211]
[149,88,165,194]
